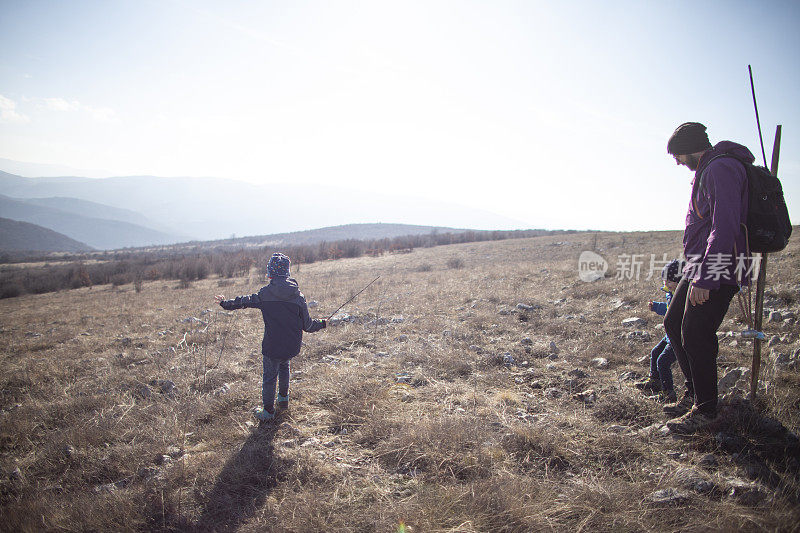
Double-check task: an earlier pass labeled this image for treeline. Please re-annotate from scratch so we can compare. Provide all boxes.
[0,229,576,298]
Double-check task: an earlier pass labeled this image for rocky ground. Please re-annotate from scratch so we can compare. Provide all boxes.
[1,230,798,532]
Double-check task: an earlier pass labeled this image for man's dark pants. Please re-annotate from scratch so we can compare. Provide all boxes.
[663,278,739,416]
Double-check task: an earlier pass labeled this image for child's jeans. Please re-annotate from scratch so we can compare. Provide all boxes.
[649,335,676,391]
[263,357,290,412]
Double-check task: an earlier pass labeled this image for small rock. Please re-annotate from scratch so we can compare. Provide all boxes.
[768,310,782,323]
[648,488,690,505]
[549,341,559,354]
[329,313,352,325]
[699,454,719,469]
[675,467,715,493]
[516,303,540,311]
[166,446,184,458]
[137,466,159,480]
[591,357,608,368]
[395,373,412,384]
[727,479,768,506]
[573,389,596,404]
[200,308,213,316]
[391,316,405,323]
[151,379,176,395]
[619,371,642,381]
[544,388,563,399]
[375,351,390,357]
[468,344,482,353]
[622,317,647,327]
[715,432,746,453]
[768,335,781,347]
[718,367,745,394]
[212,383,231,396]
[308,300,319,308]
[9,467,22,480]
[396,335,409,342]
[93,483,118,494]
[567,368,587,379]
[520,337,533,345]
[64,445,76,458]
[607,425,630,433]
[502,353,515,366]
[627,331,651,341]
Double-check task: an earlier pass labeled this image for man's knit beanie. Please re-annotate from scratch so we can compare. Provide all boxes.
[661,259,686,283]
[667,122,712,155]
[267,252,291,278]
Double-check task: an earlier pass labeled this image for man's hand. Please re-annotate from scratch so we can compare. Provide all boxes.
[688,285,710,306]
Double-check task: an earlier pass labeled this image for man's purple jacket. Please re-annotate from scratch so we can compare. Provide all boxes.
[683,140,752,290]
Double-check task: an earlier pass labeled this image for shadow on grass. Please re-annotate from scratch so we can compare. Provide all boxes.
[194,423,280,532]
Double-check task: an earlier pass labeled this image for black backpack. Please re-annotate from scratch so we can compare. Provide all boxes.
[694,154,792,253]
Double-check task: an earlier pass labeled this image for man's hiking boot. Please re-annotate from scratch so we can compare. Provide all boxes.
[666,406,717,435]
[276,394,289,410]
[253,407,275,422]
[648,389,678,403]
[635,376,662,394]
[663,392,694,417]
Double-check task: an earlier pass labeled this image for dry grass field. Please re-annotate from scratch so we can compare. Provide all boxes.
[1,230,799,532]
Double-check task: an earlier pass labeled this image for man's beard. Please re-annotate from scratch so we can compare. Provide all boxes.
[685,154,701,171]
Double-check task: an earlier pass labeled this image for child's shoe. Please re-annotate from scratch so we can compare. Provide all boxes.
[253,407,275,422]
[635,376,662,393]
[276,394,289,410]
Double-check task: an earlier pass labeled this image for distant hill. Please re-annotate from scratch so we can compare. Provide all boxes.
[0,194,186,250]
[0,171,529,241]
[221,223,469,247]
[0,217,93,252]
[20,196,188,238]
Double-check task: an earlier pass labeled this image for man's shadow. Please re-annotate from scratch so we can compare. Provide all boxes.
[194,423,281,532]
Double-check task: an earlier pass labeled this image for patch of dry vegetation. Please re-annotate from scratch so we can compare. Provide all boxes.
[1,230,799,531]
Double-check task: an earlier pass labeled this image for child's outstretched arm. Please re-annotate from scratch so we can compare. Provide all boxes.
[215,293,261,310]
[650,301,668,316]
[299,298,326,333]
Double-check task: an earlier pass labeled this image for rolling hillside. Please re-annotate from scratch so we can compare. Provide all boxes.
[0,217,93,252]
[0,194,186,250]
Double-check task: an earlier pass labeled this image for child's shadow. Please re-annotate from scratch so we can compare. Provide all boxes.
[195,423,281,532]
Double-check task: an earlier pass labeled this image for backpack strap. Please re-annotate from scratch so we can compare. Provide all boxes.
[691,154,743,219]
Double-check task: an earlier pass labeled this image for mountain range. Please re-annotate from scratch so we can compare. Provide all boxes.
[0,166,528,250]
[0,217,93,253]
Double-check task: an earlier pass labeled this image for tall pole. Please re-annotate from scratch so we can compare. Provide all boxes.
[750,125,782,400]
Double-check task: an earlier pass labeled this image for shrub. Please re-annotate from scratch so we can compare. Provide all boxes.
[446,257,465,269]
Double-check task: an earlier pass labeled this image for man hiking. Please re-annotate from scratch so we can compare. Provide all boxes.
[663,121,752,435]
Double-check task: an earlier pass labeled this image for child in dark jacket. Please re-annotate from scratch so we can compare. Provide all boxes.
[635,259,685,403]
[215,252,326,422]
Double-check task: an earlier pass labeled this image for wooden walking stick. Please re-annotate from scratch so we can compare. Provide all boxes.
[750,124,782,400]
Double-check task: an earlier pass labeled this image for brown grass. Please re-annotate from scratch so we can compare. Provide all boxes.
[1,230,799,532]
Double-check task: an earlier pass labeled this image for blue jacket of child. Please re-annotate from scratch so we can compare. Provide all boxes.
[219,277,325,360]
[651,290,672,317]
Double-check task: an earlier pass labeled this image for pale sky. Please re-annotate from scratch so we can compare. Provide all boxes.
[1,0,798,231]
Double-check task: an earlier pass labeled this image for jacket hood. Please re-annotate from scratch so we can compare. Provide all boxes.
[708,140,755,164]
[262,277,301,301]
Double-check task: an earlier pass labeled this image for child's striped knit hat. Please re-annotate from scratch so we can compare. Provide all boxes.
[267,252,291,278]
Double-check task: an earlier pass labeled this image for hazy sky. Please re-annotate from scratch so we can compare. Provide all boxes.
[1,0,798,231]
